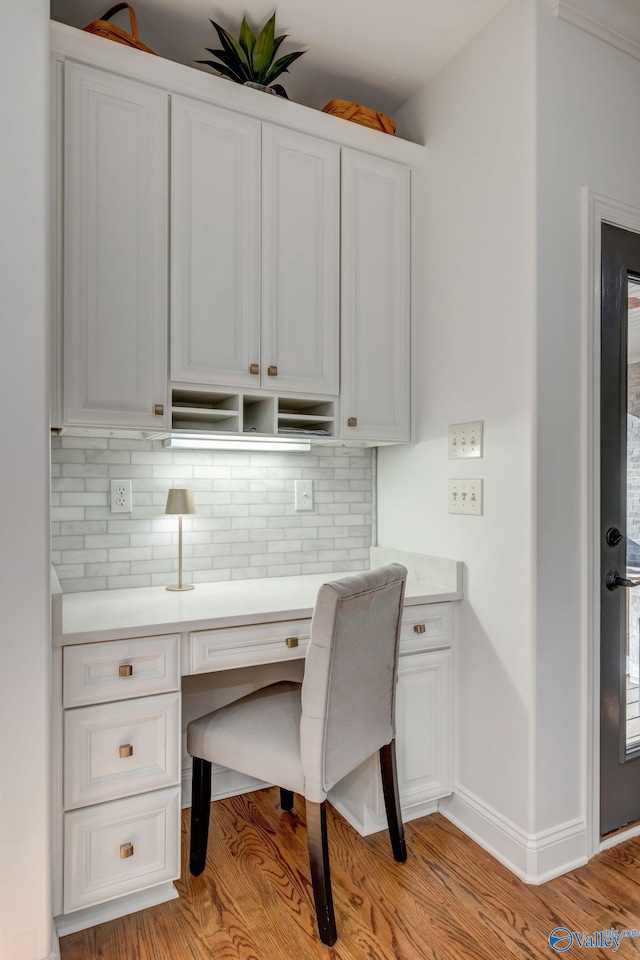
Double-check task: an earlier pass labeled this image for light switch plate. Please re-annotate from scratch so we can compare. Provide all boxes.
[448,421,483,459]
[294,479,313,512]
[110,479,132,513]
[448,479,483,515]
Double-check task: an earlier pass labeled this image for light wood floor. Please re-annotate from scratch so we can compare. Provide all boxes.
[60,787,640,959]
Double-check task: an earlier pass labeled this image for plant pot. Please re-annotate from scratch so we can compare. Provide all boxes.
[243,81,278,96]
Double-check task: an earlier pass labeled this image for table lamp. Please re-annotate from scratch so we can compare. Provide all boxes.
[165,488,195,591]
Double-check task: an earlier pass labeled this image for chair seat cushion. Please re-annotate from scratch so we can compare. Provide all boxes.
[187,681,305,795]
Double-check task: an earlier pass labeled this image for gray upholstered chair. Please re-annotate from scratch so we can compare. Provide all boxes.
[187,563,408,946]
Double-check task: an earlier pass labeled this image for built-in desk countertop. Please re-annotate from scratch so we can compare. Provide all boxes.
[52,549,463,646]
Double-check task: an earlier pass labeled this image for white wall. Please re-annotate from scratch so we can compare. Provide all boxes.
[534,0,640,833]
[381,0,537,836]
[0,2,52,958]
[384,0,640,876]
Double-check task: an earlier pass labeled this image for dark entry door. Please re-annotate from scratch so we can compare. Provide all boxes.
[600,222,640,836]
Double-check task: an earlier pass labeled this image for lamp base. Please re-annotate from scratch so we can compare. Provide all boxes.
[166,583,195,592]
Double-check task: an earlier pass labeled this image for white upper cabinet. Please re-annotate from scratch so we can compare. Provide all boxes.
[53,25,418,443]
[340,150,410,442]
[63,62,169,429]
[261,125,340,395]
[170,97,261,387]
[171,111,339,396]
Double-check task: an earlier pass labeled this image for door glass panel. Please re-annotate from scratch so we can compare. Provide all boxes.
[626,277,640,752]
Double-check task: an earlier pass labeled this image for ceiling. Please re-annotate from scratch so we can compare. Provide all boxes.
[50,0,511,115]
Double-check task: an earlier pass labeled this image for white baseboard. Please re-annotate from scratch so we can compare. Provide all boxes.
[330,793,439,837]
[600,821,640,851]
[440,786,587,884]
[402,797,441,825]
[329,795,388,836]
[55,881,179,937]
[45,921,60,960]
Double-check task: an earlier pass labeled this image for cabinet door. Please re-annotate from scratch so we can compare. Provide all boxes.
[262,125,339,395]
[341,150,410,441]
[396,649,451,808]
[171,96,260,387]
[64,63,168,429]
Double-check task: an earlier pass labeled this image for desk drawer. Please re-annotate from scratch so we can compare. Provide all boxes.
[188,618,311,674]
[64,787,180,913]
[400,603,451,655]
[64,693,181,810]
[63,634,180,707]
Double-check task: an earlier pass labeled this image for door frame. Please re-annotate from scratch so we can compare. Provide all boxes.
[584,189,640,857]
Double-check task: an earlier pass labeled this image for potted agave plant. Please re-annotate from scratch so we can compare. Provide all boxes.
[197,13,305,99]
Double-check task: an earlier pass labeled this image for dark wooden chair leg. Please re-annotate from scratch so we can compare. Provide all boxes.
[190,757,212,876]
[306,800,337,946]
[280,787,294,811]
[380,740,407,863]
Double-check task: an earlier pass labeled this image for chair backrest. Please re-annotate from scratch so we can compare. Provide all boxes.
[300,563,407,803]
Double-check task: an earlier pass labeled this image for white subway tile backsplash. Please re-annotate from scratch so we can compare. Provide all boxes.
[51,440,373,592]
[60,520,108,535]
[62,577,108,592]
[107,574,151,590]
[86,449,131,464]
[52,478,86,492]
[85,534,129,548]
[232,566,267,580]
[51,507,85,521]
[267,563,302,577]
[56,563,86,579]
[62,436,108,449]
[62,463,109,477]
[52,536,84,551]
[86,562,130,577]
[108,546,153,562]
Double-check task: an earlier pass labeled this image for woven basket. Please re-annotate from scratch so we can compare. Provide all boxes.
[84,3,156,55]
[322,99,396,136]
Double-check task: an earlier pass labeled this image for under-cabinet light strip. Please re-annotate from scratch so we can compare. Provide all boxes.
[162,436,311,452]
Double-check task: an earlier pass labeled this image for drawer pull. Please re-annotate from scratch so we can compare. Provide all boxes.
[120,842,134,860]
[285,637,299,649]
[267,365,278,377]
[249,363,259,375]
[413,624,426,635]
[347,417,358,427]
[119,743,134,759]
[119,664,133,678]
[154,403,164,416]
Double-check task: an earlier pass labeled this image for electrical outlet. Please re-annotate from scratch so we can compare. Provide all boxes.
[448,479,483,515]
[110,479,132,513]
[448,421,483,459]
[294,479,313,512]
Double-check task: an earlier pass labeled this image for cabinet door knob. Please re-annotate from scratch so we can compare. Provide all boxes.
[119,743,133,759]
[285,636,299,648]
[154,404,164,416]
[267,365,278,377]
[413,623,426,634]
[249,363,259,375]
[119,664,133,678]
[347,417,358,427]
[120,842,134,859]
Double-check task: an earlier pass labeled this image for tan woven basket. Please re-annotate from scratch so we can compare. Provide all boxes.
[83,3,156,55]
[322,99,396,136]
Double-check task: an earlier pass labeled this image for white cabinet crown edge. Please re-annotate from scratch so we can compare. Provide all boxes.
[49,21,426,167]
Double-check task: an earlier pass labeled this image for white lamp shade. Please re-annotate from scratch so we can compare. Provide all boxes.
[164,488,195,516]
